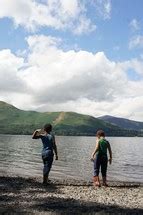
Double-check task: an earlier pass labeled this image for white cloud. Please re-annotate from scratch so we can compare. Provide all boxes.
[92,0,112,20]
[0,49,27,92]
[129,19,140,31]
[0,49,32,107]
[129,35,143,49]
[0,0,96,34]
[119,58,143,76]
[22,35,128,103]
[0,35,143,121]
[73,16,96,35]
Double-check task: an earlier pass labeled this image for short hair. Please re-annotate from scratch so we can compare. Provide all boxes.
[44,123,52,132]
[96,130,105,137]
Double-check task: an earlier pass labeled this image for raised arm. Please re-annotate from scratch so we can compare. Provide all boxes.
[32,129,41,139]
[91,139,99,159]
[52,135,58,160]
[107,142,112,164]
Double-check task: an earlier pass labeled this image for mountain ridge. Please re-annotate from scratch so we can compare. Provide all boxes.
[99,115,143,131]
[0,101,142,136]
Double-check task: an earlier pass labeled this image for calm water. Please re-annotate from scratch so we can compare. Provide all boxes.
[0,135,143,182]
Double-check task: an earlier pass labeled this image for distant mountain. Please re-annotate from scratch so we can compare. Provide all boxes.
[98,115,143,131]
[0,101,141,136]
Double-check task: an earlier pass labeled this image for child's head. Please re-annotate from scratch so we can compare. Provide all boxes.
[96,130,105,138]
[44,123,52,133]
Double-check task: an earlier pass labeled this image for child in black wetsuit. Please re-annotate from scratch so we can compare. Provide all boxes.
[91,130,112,187]
[32,124,58,184]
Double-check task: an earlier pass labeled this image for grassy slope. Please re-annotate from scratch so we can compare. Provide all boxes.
[0,101,139,136]
[54,112,119,135]
[0,101,59,134]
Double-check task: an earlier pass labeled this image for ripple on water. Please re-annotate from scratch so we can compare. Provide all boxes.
[0,135,143,182]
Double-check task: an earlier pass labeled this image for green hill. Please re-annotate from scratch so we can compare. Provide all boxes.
[0,101,140,136]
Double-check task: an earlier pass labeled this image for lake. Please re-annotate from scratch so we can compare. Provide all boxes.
[0,135,143,182]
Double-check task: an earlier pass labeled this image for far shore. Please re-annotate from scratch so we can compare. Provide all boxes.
[0,175,143,214]
[1,133,143,137]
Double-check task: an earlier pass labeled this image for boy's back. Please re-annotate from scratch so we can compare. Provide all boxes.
[98,138,109,156]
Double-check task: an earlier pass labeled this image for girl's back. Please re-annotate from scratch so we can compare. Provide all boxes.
[40,134,54,150]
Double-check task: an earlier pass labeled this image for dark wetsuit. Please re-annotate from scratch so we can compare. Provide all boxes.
[39,134,55,177]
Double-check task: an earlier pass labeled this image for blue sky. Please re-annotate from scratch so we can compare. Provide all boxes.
[0,0,143,60]
[0,0,143,120]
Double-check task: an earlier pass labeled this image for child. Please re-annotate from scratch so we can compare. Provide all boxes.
[32,123,58,184]
[91,130,112,187]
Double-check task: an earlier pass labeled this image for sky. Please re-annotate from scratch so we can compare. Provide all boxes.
[0,0,143,121]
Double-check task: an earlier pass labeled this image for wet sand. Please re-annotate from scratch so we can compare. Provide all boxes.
[0,175,143,214]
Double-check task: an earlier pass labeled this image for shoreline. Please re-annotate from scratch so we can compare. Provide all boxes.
[0,175,143,214]
[1,174,143,187]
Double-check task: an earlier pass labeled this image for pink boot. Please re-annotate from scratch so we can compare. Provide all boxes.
[93,176,101,187]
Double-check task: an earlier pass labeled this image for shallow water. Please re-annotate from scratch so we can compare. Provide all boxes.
[0,135,143,182]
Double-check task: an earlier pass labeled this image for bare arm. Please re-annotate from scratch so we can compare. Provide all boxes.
[32,129,41,139]
[107,142,112,164]
[52,136,58,160]
[91,139,99,159]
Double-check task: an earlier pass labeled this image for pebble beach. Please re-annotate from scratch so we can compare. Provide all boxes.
[0,175,143,215]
